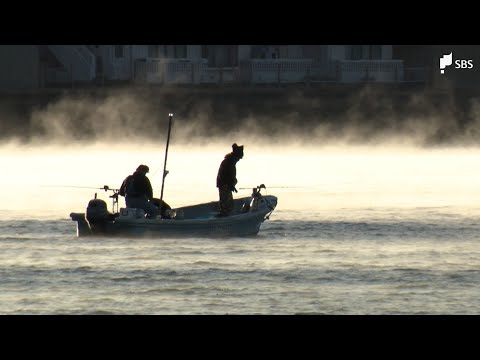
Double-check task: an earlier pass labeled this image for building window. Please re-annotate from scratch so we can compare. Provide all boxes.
[251,45,268,59]
[351,45,363,60]
[302,45,327,62]
[148,45,167,58]
[201,45,208,60]
[349,45,382,60]
[226,46,238,66]
[369,45,382,60]
[114,45,124,58]
[202,45,213,65]
[174,45,187,58]
[148,45,157,58]
[202,45,238,67]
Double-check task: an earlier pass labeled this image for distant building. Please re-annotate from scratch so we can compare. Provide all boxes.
[393,45,434,85]
[0,45,429,90]
[44,45,96,85]
[139,45,405,85]
[0,46,40,89]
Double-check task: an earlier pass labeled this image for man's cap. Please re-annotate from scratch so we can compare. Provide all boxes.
[232,143,244,158]
[136,164,150,173]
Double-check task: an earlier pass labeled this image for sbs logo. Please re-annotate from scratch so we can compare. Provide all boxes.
[440,52,474,74]
[455,59,473,69]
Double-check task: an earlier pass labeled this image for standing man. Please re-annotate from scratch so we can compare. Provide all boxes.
[119,164,159,218]
[216,143,244,216]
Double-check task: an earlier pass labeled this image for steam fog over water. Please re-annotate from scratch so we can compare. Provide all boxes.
[3,142,480,221]
[2,88,480,314]
[3,85,480,147]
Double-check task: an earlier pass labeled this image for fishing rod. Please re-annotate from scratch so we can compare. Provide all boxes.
[238,186,303,190]
[160,113,173,205]
[41,185,118,192]
[42,184,120,212]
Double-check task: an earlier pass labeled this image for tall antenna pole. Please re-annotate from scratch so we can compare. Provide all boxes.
[160,113,173,204]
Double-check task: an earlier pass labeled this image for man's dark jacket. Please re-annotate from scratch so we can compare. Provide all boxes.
[120,171,153,200]
[216,153,238,190]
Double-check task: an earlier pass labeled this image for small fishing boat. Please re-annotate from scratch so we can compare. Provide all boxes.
[69,114,278,238]
[70,184,277,238]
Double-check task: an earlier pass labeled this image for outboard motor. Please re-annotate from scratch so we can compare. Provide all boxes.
[86,198,112,233]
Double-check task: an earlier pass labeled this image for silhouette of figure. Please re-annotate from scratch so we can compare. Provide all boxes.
[119,164,160,218]
[216,143,244,216]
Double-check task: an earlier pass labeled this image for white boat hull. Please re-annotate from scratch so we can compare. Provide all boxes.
[70,195,277,238]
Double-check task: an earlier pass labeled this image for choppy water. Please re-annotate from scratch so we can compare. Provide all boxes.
[2,206,480,315]
[2,144,480,314]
